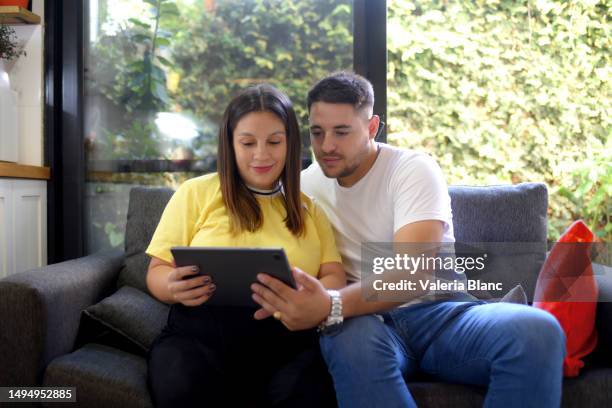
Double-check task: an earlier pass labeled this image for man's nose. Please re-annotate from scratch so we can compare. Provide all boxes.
[320,135,336,153]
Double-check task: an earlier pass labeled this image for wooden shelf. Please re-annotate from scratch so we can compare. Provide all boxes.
[0,6,41,24]
[0,162,50,180]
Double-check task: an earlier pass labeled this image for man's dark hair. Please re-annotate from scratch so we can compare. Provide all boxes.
[307,71,374,115]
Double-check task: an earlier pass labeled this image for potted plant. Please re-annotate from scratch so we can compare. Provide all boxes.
[0,23,26,65]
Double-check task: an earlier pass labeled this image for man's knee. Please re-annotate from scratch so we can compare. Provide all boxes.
[493,304,566,362]
[521,307,565,358]
[319,315,401,367]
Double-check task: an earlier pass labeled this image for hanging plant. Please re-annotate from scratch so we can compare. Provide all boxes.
[0,24,26,61]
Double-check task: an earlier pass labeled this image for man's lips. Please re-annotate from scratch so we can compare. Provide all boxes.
[321,156,342,164]
[252,165,274,174]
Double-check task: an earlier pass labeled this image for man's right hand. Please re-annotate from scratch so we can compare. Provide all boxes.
[167,264,216,306]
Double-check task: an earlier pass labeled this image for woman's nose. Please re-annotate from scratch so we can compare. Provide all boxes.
[254,142,271,159]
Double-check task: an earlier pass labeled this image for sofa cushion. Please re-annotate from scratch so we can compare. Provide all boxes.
[449,183,548,299]
[43,343,153,408]
[448,183,548,243]
[119,187,174,293]
[80,286,169,353]
[534,221,599,377]
[499,284,528,304]
[408,366,612,408]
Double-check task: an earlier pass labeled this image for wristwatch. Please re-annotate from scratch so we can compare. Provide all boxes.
[318,289,344,335]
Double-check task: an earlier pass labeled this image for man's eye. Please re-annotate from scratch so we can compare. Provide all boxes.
[336,132,349,136]
[310,132,322,138]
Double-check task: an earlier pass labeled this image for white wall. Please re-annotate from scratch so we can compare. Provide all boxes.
[7,0,44,166]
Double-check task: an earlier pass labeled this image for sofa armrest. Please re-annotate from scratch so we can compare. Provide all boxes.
[0,249,124,386]
[596,262,612,357]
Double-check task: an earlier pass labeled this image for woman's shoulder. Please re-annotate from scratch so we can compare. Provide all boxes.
[176,173,222,206]
[180,172,221,192]
[299,191,323,216]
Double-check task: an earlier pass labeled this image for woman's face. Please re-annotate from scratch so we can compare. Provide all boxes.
[233,110,287,190]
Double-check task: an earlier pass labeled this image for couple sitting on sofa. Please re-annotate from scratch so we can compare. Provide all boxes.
[144,72,566,408]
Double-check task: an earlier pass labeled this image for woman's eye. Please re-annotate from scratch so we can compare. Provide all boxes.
[269,141,281,145]
[311,132,321,138]
[241,142,255,147]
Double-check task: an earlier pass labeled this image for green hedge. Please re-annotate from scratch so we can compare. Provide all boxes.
[387,0,611,240]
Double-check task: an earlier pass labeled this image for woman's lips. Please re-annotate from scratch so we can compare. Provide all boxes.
[252,165,274,174]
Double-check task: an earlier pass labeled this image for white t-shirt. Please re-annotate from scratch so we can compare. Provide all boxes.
[302,143,454,283]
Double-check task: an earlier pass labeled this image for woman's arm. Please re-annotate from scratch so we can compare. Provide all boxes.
[317,261,346,290]
[147,257,215,306]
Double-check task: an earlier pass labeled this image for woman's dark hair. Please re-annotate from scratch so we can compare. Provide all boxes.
[218,84,305,236]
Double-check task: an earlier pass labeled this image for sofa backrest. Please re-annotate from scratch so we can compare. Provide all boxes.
[120,182,549,298]
[119,187,174,293]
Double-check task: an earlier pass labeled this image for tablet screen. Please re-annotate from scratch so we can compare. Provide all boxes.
[170,247,296,308]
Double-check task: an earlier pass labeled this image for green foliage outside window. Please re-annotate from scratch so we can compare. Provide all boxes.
[87,0,610,248]
[387,0,611,240]
[167,0,352,142]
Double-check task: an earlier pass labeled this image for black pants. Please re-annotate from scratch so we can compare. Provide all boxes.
[147,303,337,408]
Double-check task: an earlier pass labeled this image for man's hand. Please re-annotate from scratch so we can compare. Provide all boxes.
[251,267,331,331]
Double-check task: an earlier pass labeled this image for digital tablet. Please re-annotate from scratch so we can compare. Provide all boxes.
[170,247,297,308]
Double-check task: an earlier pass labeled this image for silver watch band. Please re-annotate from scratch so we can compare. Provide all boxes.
[318,289,343,333]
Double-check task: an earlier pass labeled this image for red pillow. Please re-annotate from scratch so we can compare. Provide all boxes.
[533,220,598,377]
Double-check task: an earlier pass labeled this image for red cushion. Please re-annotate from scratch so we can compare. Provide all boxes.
[533,220,598,377]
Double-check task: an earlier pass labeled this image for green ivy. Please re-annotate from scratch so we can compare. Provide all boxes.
[387,0,611,241]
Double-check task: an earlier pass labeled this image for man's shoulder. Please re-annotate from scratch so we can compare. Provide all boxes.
[379,144,441,177]
[301,162,332,195]
[301,161,323,179]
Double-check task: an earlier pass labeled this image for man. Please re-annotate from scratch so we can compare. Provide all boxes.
[251,71,565,407]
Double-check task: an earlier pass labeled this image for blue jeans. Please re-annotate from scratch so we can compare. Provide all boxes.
[320,300,566,408]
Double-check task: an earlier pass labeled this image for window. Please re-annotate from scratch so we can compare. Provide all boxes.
[83,0,354,253]
[387,1,610,240]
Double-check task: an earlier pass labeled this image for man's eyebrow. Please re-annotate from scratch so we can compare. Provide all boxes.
[309,125,352,130]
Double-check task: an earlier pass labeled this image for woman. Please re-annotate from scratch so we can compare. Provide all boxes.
[146,84,345,407]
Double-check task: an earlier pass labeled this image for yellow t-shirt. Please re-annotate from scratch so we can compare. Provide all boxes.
[145,173,341,277]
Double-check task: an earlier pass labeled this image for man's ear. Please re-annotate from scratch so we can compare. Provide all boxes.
[368,115,381,140]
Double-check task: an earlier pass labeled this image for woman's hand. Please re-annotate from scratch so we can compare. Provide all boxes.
[167,264,216,307]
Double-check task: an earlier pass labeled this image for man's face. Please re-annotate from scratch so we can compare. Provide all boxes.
[308,102,373,180]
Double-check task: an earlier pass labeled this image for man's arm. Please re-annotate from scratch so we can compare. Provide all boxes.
[251,220,444,330]
[341,219,444,317]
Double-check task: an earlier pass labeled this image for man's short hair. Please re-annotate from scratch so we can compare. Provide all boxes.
[307,71,374,115]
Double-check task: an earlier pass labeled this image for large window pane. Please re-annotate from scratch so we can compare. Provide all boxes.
[387,0,610,241]
[84,0,353,253]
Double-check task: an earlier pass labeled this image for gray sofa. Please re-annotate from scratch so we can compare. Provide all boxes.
[2,182,611,407]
